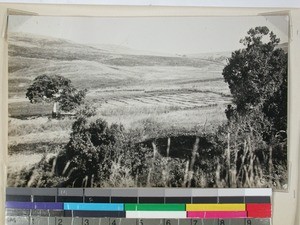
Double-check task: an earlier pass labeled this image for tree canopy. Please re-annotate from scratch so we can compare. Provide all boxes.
[222,26,287,133]
[26,74,86,113]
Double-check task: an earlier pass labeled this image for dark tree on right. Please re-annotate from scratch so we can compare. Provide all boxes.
[219,26,288,188]
[223,26,287,137]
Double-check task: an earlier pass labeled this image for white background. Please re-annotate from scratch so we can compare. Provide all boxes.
[0,0,299,8]
[0,3,299,225]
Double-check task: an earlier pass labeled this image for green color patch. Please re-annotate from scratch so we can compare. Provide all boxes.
[125,204,185,211]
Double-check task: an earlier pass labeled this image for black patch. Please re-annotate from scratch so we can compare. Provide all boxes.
[84,196,110,203]
[33,196,56,202]
[165,197,191,203]
[218,197,244,203]
[6,195,31,202]
[245,196,271,203]
[64,210,126,217]
[138,197,165,203]
[57,196,83,202]
[111,197,138,203]
[192,197,218,203]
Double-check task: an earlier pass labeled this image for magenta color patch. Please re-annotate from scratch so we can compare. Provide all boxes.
[187,211,247,218]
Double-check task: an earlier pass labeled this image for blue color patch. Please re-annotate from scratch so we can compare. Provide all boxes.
[63,203,124,211]
[6,201,63,210]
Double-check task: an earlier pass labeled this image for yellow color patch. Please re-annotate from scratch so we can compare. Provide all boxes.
[186,204,246,211]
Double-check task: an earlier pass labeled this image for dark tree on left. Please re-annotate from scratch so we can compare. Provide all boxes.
[26,74,86,118]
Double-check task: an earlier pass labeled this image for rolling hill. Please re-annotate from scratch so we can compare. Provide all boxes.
[8,32,226,99]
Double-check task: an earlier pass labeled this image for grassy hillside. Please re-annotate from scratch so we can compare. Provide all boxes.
[7,32,231,175]
[8,33,226,97]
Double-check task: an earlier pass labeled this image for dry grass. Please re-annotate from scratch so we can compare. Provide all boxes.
[8,153,44,174]
[8,131,70,146]
[8,117,73,136]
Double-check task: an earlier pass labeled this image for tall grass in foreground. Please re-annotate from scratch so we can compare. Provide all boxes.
[7,109,287,188]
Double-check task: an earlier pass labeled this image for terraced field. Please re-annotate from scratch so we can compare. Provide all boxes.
[96,89,229,117]
[7,32,232,176]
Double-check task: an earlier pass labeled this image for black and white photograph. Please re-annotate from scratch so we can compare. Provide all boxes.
[7,15,288,189]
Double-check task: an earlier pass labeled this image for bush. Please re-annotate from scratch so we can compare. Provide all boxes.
[213,109,287,188]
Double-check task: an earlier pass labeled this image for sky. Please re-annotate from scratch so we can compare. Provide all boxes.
[8,15,289,54]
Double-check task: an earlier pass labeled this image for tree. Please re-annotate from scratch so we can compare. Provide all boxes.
[26,75,86,118]
[221,26,288,187]
[222,26,287,134]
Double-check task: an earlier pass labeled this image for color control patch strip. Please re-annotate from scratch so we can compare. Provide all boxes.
[6,202,272,218]
[5,188,272,224]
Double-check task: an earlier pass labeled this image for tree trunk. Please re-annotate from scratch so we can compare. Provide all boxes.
[187,137,200,187]
[166,137,171,157]
[147,141,157,186]
[52,102,58,118]
[269,146,273,183]
[226,132,231,187]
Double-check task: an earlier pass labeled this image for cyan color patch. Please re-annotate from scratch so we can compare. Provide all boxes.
[63,203,124,211]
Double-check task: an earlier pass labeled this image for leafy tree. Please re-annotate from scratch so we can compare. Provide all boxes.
[221,26,288,187]
[222,26,287,134]
[26,74,86,118]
